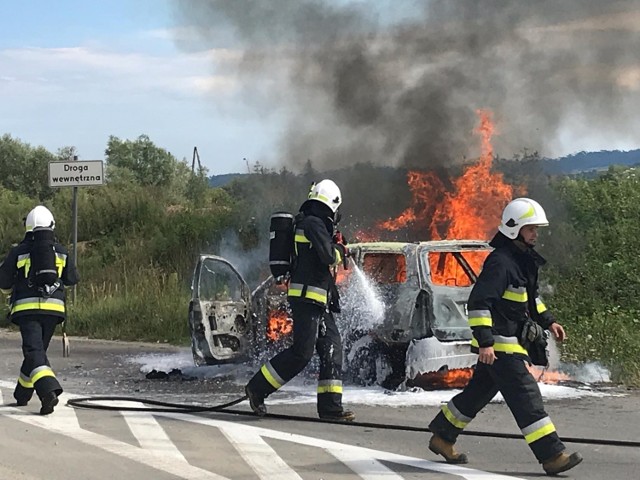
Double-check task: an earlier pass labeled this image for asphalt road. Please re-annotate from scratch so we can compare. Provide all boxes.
[1,328,638,479]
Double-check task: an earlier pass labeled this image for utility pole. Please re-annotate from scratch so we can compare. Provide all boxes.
[243,157,250,174]
[192,147,202,174]
[71,155,78,304]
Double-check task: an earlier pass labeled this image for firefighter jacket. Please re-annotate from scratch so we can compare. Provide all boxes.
[288,202,344,308]
[467,232,555,357]
[0,233,79,323]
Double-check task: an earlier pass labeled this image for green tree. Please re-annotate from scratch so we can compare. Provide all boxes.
[0,134,56,200]
[106,135,185,188]
[548,166,640,384]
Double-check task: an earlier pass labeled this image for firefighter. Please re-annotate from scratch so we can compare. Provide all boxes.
[0,206,79,415]
[427,198,583,476]
[245,179,355,421]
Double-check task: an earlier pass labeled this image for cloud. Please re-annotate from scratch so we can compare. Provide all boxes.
[0,46,240,100]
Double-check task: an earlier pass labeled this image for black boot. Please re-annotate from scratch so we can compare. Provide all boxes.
[245,385,267,416]
[14,395,30,407]
[39,391,59,415]
[14,384,33,406]
[319,410,356,422]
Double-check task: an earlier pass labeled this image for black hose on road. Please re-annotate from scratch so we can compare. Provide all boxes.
[67,395,640,448]
[66,395,248,413]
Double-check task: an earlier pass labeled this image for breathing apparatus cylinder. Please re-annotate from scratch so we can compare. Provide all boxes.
[269,212,295,283]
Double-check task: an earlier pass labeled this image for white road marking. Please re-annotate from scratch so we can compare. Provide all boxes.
[111,401,189,463]
[328,447,405,479]
[221,427,303,480]
[1,380,527,479]
[160,411,528,480]
[0,381,228,480]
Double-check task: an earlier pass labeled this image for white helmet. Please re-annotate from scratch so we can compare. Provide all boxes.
[25,205,55,232]
[308,179,342,213]
[498,198,548,239]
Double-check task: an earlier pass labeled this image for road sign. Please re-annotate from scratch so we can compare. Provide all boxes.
[48,160,104,187]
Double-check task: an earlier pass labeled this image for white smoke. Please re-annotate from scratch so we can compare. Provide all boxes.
[531,337,612,384]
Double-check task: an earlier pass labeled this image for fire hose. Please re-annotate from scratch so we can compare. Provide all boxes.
[66,395,640,448]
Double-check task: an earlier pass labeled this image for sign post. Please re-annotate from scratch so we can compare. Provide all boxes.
[48,158,104,356]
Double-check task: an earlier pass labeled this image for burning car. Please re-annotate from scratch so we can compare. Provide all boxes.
[338,240,491,389]
[189,239,492,390]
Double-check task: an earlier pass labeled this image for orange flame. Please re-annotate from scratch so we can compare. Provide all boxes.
[431,110,514,241]
[411,368,475,389]
[266,309,293,341]
[528,366,571,384]
[379,110,516,241]
[356,110,523,285]
[412,366,571,390]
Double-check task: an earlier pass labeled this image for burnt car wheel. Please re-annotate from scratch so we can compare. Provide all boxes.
[345,337,407,390]
[345,337,394,387]
[347,341,378,386]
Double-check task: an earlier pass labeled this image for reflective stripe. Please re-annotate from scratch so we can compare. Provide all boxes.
[502,285,528,302]
[295,229,310,243]
[30,365,56,384]
[471,335,529,355]
[17,254,31,277]
[442,401,472,429]
[18,372,34,389]
[16,252,66,277]
[260,362,285,389]
[269,260,290,266]
[55,252,67,277]
[11,297,65,314]
[468,309,492,327]
[536,297,548,314]
[309,192,331,204]
[522,416,556,444]
[519,204,535,219]
[288,284,328,304]
[0,287,12,295]
[317,379,343,394]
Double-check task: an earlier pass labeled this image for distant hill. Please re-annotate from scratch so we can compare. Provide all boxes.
[208,150,640,186]
[208,173,244,188]
[542,150,640,174]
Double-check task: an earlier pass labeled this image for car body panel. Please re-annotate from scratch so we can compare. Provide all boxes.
[189,255,253,365]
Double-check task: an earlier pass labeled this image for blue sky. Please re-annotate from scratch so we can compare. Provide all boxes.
[0,0,280,174]
[2,1,639,176]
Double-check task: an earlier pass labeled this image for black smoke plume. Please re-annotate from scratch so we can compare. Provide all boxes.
[171,0,640,172]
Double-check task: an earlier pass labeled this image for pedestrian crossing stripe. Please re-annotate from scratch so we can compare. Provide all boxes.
[0,381,526,480]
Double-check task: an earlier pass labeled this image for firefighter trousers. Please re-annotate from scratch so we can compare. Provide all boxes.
[247,300,345,415]
[428,355,565,463]
[14,315,63,405]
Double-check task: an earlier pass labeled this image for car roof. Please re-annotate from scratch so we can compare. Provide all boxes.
[349,240,491,252]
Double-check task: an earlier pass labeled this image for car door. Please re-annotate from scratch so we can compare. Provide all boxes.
[189,255,252,365]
